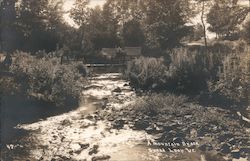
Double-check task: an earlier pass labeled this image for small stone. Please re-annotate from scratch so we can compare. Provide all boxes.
[92,155,111,161]
[112,120,125,129]
[134,120,149,130]
[69,150,74,155]
[89,145,99,155]
[239,148,250,156]
[80,143,90,149]
[218,133,234,143]
[231,149,240,159]
[220,143,231,154]
[199,143,213,151]
[86,115,94,120]
[145,127,155,134]
[151,83,158,89]
[190,128,198,138]
[173,137,183,144]
[228,138,236,145]
[163,125,174,132]
[112,87,122,93]
[61,119,71,126]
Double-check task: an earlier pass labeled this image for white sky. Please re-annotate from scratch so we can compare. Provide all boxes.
[63,0,249,31]
[63,0,106,27]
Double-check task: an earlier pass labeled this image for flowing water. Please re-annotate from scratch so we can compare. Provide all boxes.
[3,73,206,161]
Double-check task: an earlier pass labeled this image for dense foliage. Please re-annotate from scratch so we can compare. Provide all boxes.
[207,1,249,39]
[9,52,87,107]
[208,47,250,104]
[125,43,250,104]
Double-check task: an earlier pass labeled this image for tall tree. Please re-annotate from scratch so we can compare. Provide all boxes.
[70,0,90,27]
[122,19,145,46]
[85,6,120,49]
[193,0,212,51]
[15,0,65,52]
[207,0,249,39]
[0,0,17,52]
[140,0,192,50]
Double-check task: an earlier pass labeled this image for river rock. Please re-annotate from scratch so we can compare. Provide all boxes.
[61,119,71,126]
[197,127,208,137]
[163,125,174,132]
[80,143,90,149]
[239,148,250,157]
[85,114,94,120]
[231,149,241,159]
[112,119,125,129]
[218,133,234,143]
[199,143,213,151]
[123,83,129,87]
[228,138,236,145]
[145,126,155,134]
[220,143,231,154]
[112,87,122,93]
[172,137,184,144]
[134,119,149,130]
[92,155,111,161]
[89,145,99,155]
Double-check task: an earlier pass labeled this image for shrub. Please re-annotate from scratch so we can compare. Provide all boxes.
[208,47,250,104]
[125,45,249,102]
[131,93,188,116]
[10,51,87,107]
[125,57,168,90]
[125,48,222,94]
[166,48,213,93]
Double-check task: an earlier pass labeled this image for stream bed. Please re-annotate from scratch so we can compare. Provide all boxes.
[2,73,248,161]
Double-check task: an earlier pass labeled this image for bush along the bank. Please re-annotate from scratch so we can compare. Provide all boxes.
[208,47,250,105]
[125,57,168,90]
[125,48,220,94]
[131,93,188,116]
[10,51,88,107]
[125,46,249,104]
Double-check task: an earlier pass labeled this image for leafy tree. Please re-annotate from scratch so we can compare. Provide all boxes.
[104,0,143,25]
[122,19,145,46]
[0,0,18,52]
[70,2,120,50]
[15,0,65,52]
[140,0,192,50]
[70,0,90,27]
[193,0,213,51]
[207,0,249,38]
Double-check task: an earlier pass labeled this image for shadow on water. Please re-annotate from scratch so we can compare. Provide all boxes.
[0,94,79,146]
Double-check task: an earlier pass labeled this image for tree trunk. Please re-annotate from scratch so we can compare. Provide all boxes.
[201,1,208,52]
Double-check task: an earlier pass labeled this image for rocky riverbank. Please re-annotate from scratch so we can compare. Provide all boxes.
[97,94,250,161]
